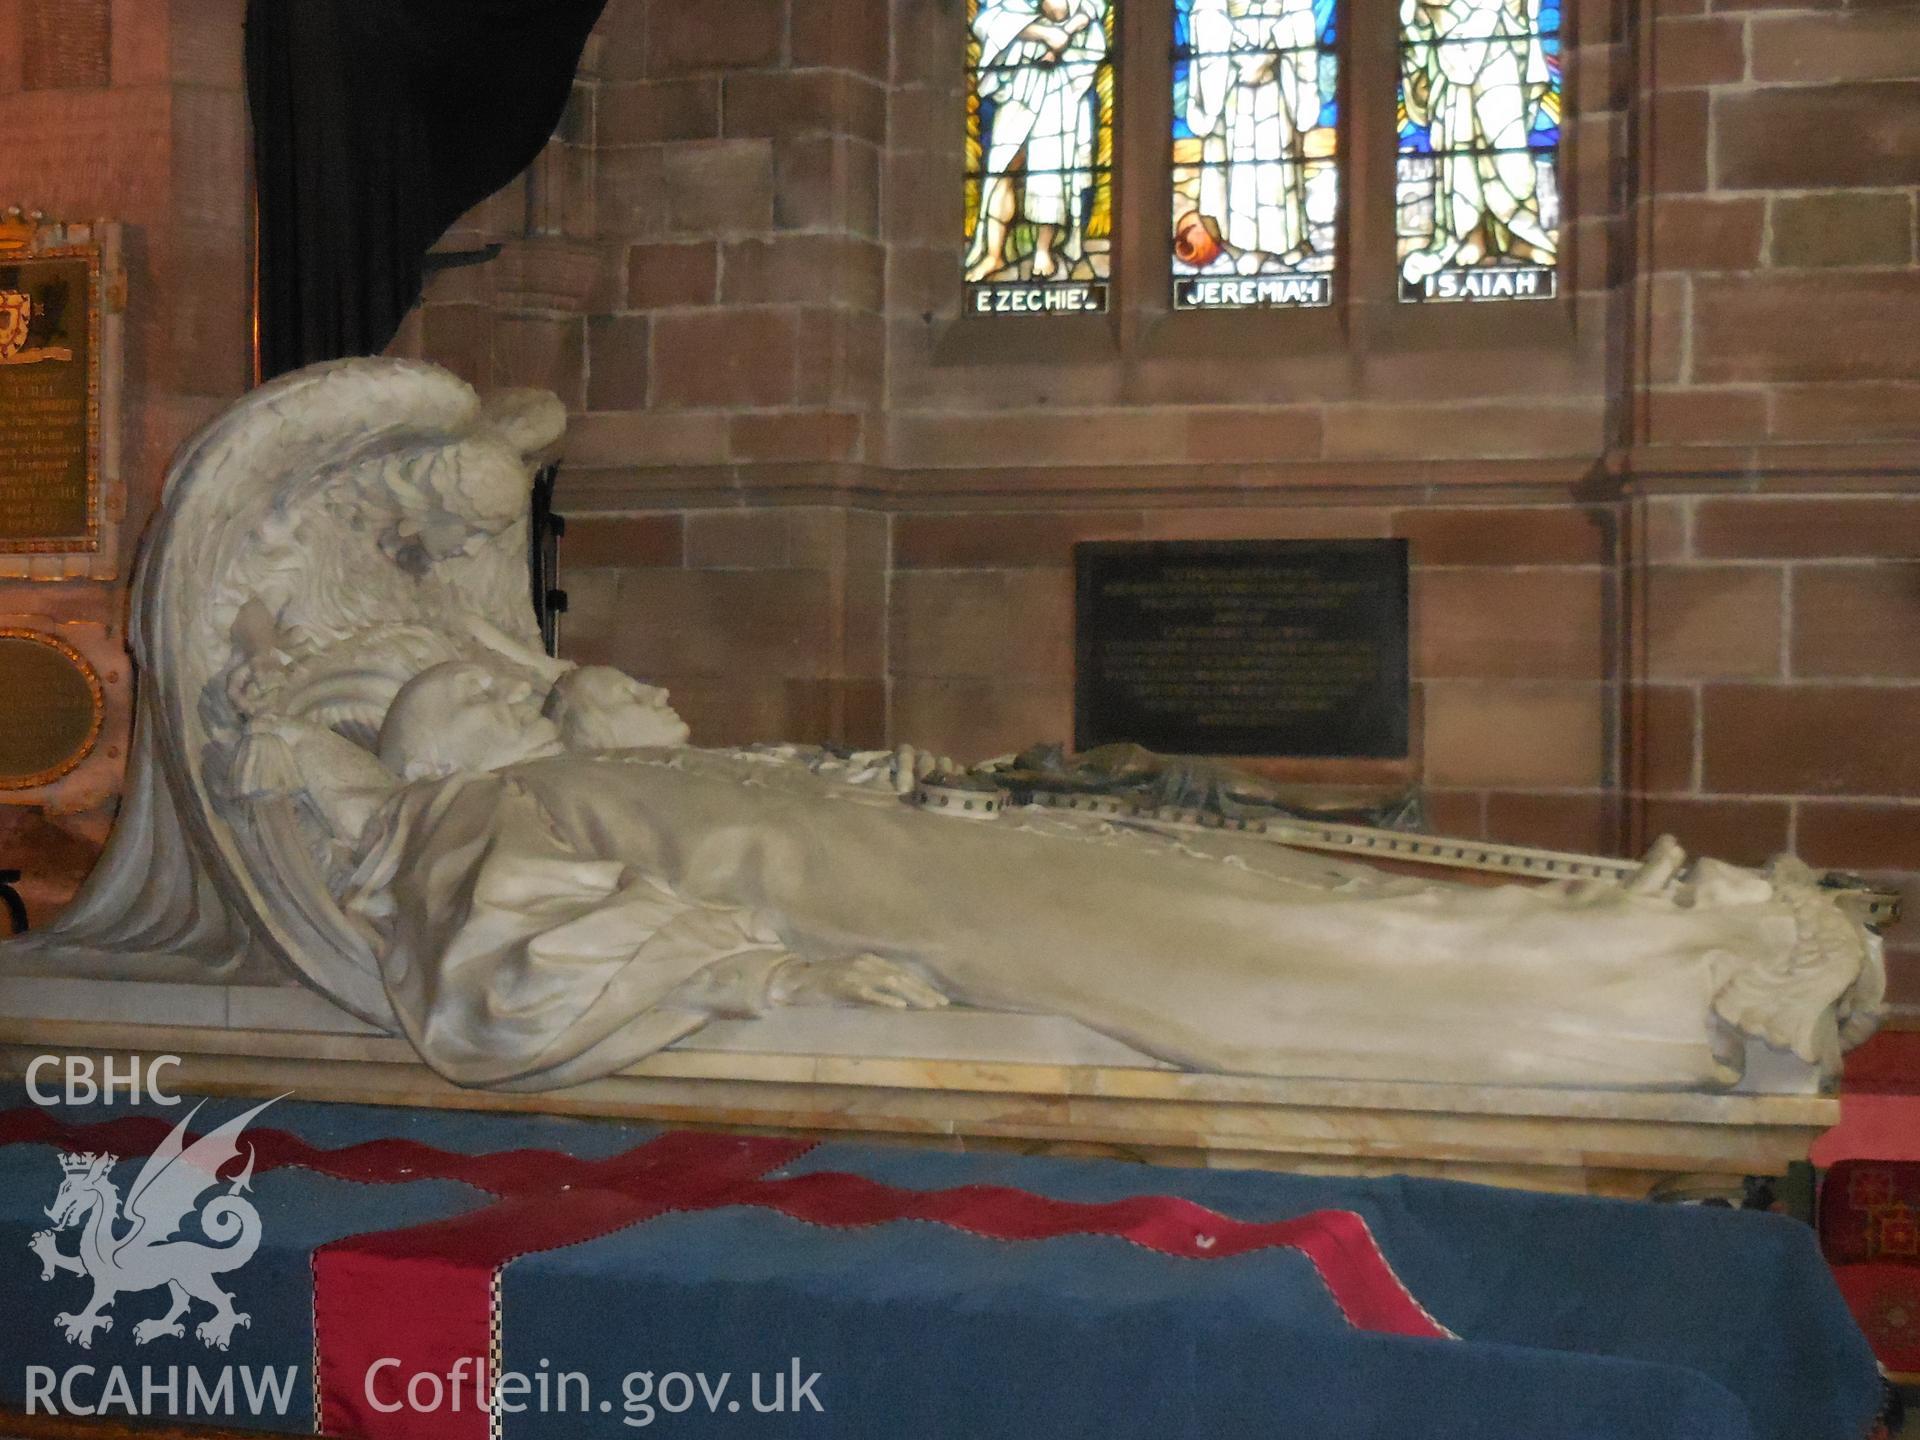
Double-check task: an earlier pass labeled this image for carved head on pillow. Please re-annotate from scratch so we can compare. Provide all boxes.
[377,662,563,781]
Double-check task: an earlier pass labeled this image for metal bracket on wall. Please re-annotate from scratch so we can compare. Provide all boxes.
[530,463,567,657]
[421,242,505,274]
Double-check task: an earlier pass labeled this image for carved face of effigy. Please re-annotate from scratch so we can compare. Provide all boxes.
[542,667,692,751]
[377,662,563,781]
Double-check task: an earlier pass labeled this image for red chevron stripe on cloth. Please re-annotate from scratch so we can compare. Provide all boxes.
[2,1106,1451,1440]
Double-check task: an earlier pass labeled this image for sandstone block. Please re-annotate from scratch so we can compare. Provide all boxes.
[598,79,721,145]
[1797,803,1920,872]
[595,147,666,241]
[1415,569,1608,681]
[562,515,684,569]
[1321,402,1606,461]
[792,0,891,77]
[1648,195,1765,272]
[1647,88,1709,193]
[724,70,885,142]
[564,411,732,468]
[1749,10,1920,83]
[1143,507,1391,541]
[890,679,1076,763]
[1769,192,1914,269]
[1183,408,1324,463]
[1625,684,1698,794]
[1485,791,1621,855]
[650,308,798,408]
[660,139,775,235]
[1791,564,1920,679]
[1702,684,1920,796]
[1642,565,1783,680]
[1423,682,1608,788]
[170,0,246,90]
[1768,383,1920,442]
[1396,506,1611,567]
[1716,83,1920,188]
[1691,273,1920,383]
[774,137,881,235]
[1640,387,1768,446]
[1652,14,1747,89]
[721,235,886,309]
[649,0,785,74]
[728,412,865,462]
[893,512,1143,569]
[890,569,1073,679]
[627,242,719,308]
[603,568,834,679]
[589,0,648,81]
[684,511,793,569]
[586,314,650,410]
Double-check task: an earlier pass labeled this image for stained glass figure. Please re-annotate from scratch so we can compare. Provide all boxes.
[1397,0,1561,301]
[965,0,1116,315]
[1171,0,1340,310]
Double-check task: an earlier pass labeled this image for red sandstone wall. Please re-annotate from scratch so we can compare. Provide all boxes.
[1618,0,1920,1008]
[0,0,1904,1014]
[1627,494,1920,1008]
[0,0,252,924]
[387,0,1920,1019]
[390,0,894,745]
[1633,3,1920,449]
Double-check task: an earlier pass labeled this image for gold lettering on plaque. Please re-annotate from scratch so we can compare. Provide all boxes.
[0,247,100,551]
[0,629,104,789]
[1100,567,1388,726]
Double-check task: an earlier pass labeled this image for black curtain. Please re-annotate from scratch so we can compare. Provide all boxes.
[245,0,608,380]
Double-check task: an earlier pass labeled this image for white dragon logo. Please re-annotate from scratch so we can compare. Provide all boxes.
[27,1098,278,1351]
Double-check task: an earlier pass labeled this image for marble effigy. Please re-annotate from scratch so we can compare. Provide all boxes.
[0,360,1887,1130]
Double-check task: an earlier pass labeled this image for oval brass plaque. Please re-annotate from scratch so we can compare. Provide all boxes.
[0,628,103,789]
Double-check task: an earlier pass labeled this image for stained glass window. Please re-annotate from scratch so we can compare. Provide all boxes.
[1397,0,1561,301]
[1171,0,1340,310]
[965,0,1116,315]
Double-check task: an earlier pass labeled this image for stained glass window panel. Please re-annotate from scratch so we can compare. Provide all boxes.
[1171,0,1340,310]
[965,0,1116,315]
[1397,0,1561,301]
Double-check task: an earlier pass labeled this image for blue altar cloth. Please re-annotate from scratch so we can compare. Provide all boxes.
[0,1086,1882,1440]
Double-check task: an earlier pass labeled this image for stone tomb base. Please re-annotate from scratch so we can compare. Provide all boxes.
[0,976,1837,1202]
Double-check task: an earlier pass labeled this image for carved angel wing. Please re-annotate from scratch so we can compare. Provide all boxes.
[8,360,565,1029]
[115,1096,281,1256]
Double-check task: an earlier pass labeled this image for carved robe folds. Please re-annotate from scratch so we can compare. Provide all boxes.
[344,747,1865,1093]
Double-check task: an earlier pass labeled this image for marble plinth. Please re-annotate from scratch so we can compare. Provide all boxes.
[0,977,1838,1202]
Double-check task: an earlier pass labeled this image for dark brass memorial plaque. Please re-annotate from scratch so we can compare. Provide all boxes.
[1075,539,1410,758]
[0,248,99,550]
[0,629,104,788]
